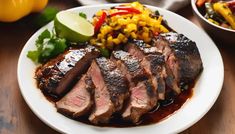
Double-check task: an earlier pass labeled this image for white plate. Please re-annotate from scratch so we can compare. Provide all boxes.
[17,4,224,134]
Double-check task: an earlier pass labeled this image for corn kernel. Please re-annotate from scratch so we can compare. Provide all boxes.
[139,21,146,26]
[142,32,149,39]
[160,25,169,33]
[96,10,103,16]
[113,38,121,45]
[143,27,149,32]
[130,32,137,39]
[117,33,125,40]
[123,37,128,43]
[126,23,137,32]
[90,38,96,45]
[97,34,103,40]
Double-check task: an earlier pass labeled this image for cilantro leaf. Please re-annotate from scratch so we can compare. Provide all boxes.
[27,29,67,64]
[79,12,87,19]
[36,29,51,45]
[27,50,40,63]
[99,48,110,57]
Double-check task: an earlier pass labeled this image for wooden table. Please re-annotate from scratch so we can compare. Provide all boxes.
[0,0,234,134]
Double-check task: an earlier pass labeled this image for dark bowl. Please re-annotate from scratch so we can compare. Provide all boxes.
[191,0,235,44]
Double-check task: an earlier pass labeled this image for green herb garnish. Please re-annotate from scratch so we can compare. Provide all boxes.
[79,12,87,19]
[99,48,110,57]
[35,7,59,27]
[155,10,160,16]
[27,29,67,63]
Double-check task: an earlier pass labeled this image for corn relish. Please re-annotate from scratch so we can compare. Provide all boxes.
[90,2,169,50]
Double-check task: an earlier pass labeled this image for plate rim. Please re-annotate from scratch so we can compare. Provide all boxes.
[17,4,224,134]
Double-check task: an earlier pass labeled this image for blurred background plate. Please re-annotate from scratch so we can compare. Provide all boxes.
[76,0,190,11]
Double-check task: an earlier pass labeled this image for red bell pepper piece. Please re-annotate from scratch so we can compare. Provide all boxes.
[110,6,141,17]
[110,11,133,17]
[94,11,107,33]
[114,6,141,14]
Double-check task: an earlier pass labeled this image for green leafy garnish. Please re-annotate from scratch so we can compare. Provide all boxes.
[27,29,67,63]
[79,12,87,19]
[155,10,160,16]
[35,7,59,27]
[99,48,110,57]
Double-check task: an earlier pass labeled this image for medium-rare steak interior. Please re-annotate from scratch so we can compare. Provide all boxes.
[56,74,95,117]
[87,57,129,124]
[35,32,203,126]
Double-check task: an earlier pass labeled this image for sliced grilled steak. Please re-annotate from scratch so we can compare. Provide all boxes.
[125,41,166,100]
[88,57,129,124]
[127,39,181,94]
[87,61,114,124]
[35,45,100,98]
[153,32,203,86]
[144,54,166,100]
[122,80,157,123]
[56,74,94,117]
[111,50,148,83]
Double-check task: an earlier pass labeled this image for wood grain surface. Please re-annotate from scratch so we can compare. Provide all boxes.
[0,0,234,134]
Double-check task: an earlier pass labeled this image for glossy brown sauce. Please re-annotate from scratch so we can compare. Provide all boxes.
[43,84,193,127]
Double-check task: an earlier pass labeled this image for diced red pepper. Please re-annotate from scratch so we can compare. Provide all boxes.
[94,11,107,33]
[114,6,141,14]
[110,11,133,17]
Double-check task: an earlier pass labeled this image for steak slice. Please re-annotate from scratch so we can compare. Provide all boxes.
[144,54,166,100]
[35,45,100,98]
[111,50,148,83]
[88,57,129,124]
[127,39,181,94]
[122,80,157,123]
[153,32,203,86]
[56,74,94,117]
[125,41,166,100]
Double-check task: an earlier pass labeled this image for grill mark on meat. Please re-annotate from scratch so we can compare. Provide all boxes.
[130,39,161,54]
[112,50,148,83]
[152,34,181,94]
[35,45,100,98]
[125,42,167,100]
[155,32,203,86]
[88,61,114,124]
[96,57,129,111]
[145,54,166,100]
[56,74,95,118]
[88,58,129,124]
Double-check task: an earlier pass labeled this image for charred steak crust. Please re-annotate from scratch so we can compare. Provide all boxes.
[125,41,167,100]
[88,61,114,124]
[112,50,148,81]
[35,45,100,98]
[160,32,203,84]
[130,39,161,55]
[96,57,129,111]
[145,54,165,75]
